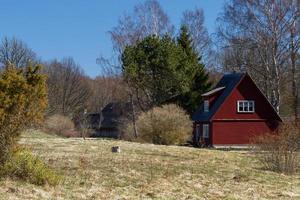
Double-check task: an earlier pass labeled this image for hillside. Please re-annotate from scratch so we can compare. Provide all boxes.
[0,130,299,200]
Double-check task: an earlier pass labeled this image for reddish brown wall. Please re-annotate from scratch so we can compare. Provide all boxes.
[210,74,280,145]
[212,121,275,145]
[213,75,280,121]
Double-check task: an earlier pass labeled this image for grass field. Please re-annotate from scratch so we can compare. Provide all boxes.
[0,130,299,200]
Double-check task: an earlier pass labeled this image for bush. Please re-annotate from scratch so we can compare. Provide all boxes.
[127,104,192,145]
[0,149,61,186]
[253,122,300,174]
[44,114,76,137]
[0,64,47,166]
[61,129,81,138]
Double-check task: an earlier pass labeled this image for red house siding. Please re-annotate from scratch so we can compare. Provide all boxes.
[192,73,281,147]
[212,121,276,145]
[210,75,280,145]
[213,75,279,121]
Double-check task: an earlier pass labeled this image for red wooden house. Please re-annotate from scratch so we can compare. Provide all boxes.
[192,73,282,147]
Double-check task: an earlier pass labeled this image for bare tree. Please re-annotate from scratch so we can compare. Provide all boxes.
[44,57,91,118]
[0,37,36,68]
[181,8,212,61]
[289,7,300,120]
[217,0,300,114]
[109,0,174,55]
[87,75,128,113]
[80,109,89,140]
[97,54,145,138]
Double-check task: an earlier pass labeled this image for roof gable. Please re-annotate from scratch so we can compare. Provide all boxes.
[222,74,282,121]
[192,73,282,122]
[192,73,245,121]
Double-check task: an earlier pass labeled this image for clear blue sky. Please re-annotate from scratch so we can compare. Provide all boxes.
[0,0,224,77]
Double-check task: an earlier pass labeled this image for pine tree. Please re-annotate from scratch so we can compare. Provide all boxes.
[176,25,212,114]
[122,35,189,108]
[121,27,211,114]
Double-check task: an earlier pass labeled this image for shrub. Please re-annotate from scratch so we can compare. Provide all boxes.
[61,129,81,138]
[44,114,76,137]
[0,64,47,166]
[253,122,300,174]
[128,104,192,145]
[0,149,61,186]
[120,117,138,141]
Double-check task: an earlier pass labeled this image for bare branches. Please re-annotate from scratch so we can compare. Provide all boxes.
[0,37,36,68]
[86,75,128,113]
[181,7,215,69]
[108,0,174,54]
[44,58,91,117]
[218,0,300,114]
[181,8,211,56]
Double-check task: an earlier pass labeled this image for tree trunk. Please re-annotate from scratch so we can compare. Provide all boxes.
[98,107,103,129]
[290,24,299,120]
[129,92,138,139]
[271,38,281,113]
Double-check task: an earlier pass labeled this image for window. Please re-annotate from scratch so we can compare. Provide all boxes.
[203,124,209,138]
[237,100,255,113]
[204,100,209,112]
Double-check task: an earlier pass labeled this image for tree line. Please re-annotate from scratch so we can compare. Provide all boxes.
[108,0,300,120]
[0,0,299,121]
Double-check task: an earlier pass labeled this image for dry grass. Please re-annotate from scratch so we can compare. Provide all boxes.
[0,130,299,200]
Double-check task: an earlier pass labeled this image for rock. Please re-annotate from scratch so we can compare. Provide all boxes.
[111,146,121,153]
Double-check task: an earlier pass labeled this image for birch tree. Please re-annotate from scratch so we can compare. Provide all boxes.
[109,0,174,55]
[105,0,174,137]
[218,0,300,114]
[181,7,214,68]
[289,5,300,120]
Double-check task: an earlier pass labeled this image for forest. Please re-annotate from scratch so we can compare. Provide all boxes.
[1,0,299,123]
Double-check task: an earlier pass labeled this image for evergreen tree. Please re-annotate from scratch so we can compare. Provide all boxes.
[122,35,189,108]
[176,25,212,114]
[0,64,47,165]
[121,27,211,114]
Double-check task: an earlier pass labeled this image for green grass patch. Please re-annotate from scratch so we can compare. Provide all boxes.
[0,148,61,186]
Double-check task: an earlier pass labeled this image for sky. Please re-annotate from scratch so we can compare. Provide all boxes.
[0,0,224,77]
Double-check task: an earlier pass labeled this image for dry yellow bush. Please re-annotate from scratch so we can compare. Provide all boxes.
[44,114,75,137]
[129,104,192,145]
[253,122,300,174]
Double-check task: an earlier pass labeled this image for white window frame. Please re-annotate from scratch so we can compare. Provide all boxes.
[203,124,209,138]
[237,100,255,113]
[204,100,209,112]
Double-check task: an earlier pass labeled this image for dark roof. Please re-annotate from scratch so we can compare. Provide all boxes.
[88,102,132,129]
[192,73,245,121]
